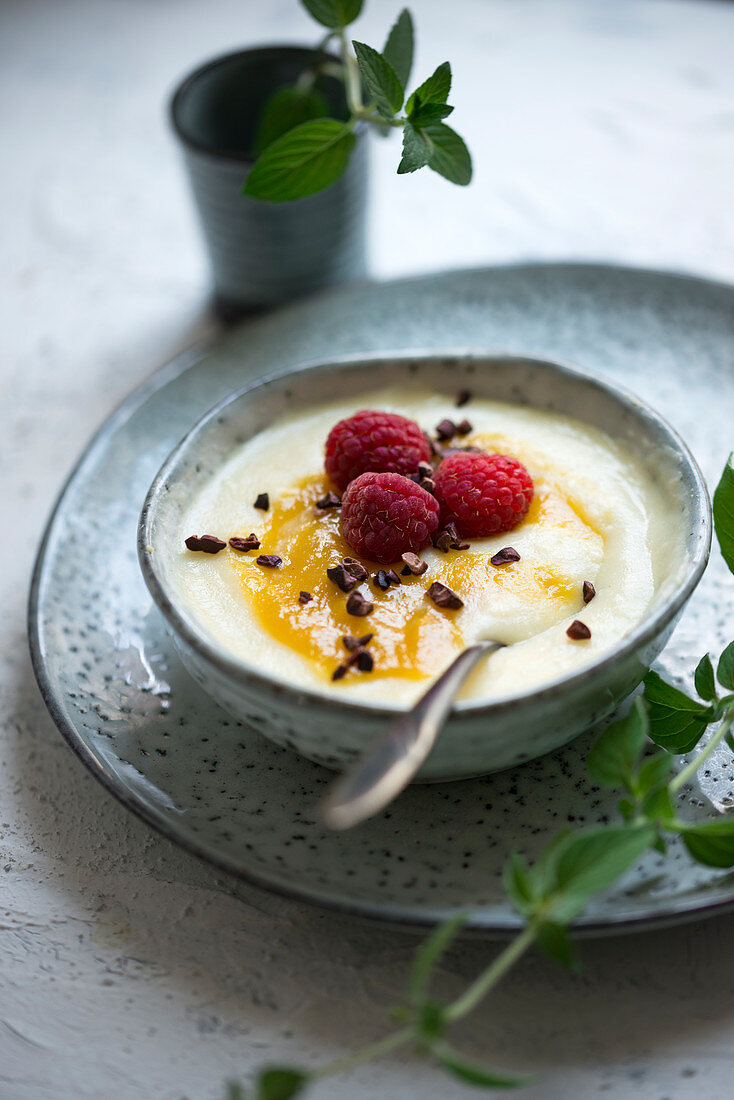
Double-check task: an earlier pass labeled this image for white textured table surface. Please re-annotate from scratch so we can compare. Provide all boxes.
[3,1,734,1097]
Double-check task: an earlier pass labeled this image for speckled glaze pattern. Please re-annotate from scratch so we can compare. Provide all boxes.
[140,354,709,779]
[29,264,734,934]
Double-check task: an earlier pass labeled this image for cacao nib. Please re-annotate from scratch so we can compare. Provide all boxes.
[342,556,369,582]
[327,564,357,592]
[490,546,521,566]
[435,418,457,441]
[185,534,226,554]
[357,651,374,672]
[401,552,428,575]
[315,491,341,510]
[346,590,374,617]
[256,554,282,567]
[426,582,464,610]
[229,533,260,553]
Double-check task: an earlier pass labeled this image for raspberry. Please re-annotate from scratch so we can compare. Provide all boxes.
[433,452,534,538]
[341,472,440,563]
[325,409,432,492]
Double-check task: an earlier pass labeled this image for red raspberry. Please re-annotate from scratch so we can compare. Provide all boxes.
[325,409,432,492]
[433,452,534,538]
[341,472,440,563]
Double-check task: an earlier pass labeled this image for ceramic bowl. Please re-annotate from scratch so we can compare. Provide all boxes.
[138,352,711,780]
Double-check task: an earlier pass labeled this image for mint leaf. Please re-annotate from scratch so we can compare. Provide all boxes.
[301,0,362,28]
[511,826,655,926]
[554,826,654,897]
[409,99,454,126]
[243,119,355,201]
[718,694,734,721]
[549,825,656,922]
[352,41,404,119]
[617,796,635,823]
[644,671,709,712]
[415,1001,445,1043]
[505,829,580,916]
[695,653,717,701]
[397,122,431,174]
[408,912,466,1004]
[383,8,414,89]
[424,122,472,185]
[628,749,674,826]
[254,1068,308,1100]
[677,818,734,868]
[643,671,714,753]
[406,61,451,114]
[527,827,573,897]
[636,751,673,796]
[649,713,712,754]
[253,87,329,155]
[503,852,534,917]
[433,1044,532,1089]
[586,698,648,790]
[535,921,578,971]
[640,782,675,825]
[714,453,734,575]
[718,641,734,690]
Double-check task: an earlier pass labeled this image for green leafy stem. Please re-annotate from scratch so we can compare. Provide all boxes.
[243,2,472,203]
[232,455,734,1100]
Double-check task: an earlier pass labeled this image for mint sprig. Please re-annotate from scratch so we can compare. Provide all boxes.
[229,455,734,1098]
[714,453,734,574]
[243,3,472,202]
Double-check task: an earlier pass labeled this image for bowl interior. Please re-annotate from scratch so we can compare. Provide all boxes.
[140,352,710,704]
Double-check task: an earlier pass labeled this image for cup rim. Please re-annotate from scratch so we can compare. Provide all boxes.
[138,349,712,718]
[169,43,344,164]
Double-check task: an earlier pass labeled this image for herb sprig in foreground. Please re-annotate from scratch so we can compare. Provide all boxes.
[243,2,472,202]
[230,454,734,1100]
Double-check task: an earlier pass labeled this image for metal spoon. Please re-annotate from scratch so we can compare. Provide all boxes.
[321,639,505,830]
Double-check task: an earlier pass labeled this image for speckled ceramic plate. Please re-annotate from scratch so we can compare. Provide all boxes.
[29,263,734,935]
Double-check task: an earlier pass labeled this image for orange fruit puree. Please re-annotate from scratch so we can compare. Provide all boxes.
[225,464,599,684]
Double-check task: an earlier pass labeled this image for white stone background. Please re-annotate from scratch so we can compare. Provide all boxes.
[3,0,734,1097]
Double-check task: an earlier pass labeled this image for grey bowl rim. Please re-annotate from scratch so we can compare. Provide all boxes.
[169,43,348,164]
[138,348,712,720]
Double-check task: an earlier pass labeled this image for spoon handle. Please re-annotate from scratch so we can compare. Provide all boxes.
[321,639,504,830]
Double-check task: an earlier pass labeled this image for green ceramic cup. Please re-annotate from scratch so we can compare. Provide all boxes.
[170,46,369,318]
